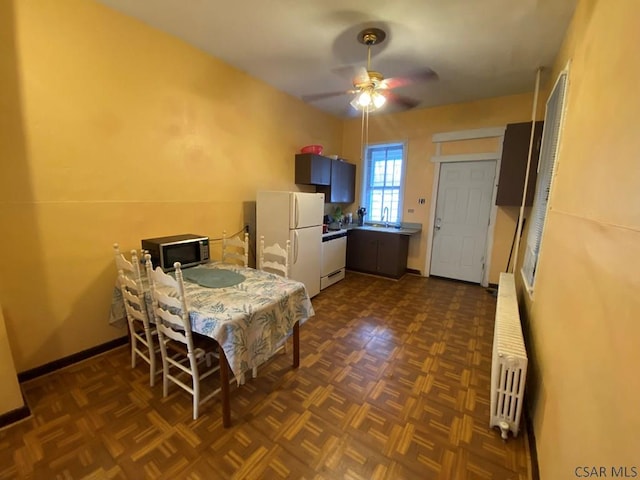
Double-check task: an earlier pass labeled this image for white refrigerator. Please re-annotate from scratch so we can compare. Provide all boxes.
[256,191,324,297]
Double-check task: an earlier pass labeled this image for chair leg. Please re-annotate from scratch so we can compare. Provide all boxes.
[126,321,136,369]
[191,354,200,420]
[145,329,156,387]
[162,359,169,397]
[149,352,156,387]
[130,336,137,369]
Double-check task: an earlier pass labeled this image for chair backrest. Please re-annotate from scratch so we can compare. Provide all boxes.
[258,235,290,278]
[145,256,195,351]
[113,243,143,283]
[113,243,148,323]
[222,230,249,267]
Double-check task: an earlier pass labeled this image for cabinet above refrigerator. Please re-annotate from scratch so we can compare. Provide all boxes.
[295,154,356,203]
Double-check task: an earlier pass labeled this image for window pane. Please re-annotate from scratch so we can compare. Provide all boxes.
[363,144,404,223]
[521,71,567,290]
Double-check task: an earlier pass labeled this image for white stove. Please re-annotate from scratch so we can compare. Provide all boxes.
[320,229,347,290]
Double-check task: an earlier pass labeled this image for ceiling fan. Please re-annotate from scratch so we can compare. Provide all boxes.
[303,27,438,113]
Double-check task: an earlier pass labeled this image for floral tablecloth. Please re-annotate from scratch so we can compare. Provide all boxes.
[109,262,314,379]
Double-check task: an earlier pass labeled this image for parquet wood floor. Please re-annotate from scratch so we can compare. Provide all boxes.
[0,272,532,479]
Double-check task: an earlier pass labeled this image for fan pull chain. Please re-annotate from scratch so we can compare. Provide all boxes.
[365,109,369,148]
[359,106,370,163]
[360,108,366,162]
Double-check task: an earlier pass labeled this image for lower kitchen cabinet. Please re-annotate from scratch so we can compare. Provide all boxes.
[346,230,378,272]
[346,229,409,279]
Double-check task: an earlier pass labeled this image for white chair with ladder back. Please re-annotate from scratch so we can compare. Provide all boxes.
[258,236,290,278]
[221,230,249,267]
[113,243,159,387]
[253,236,292,377]
[145,255,222,420]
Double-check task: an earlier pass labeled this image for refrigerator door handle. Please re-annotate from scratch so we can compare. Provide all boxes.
[294,196,299,228]
[293,231,299,263]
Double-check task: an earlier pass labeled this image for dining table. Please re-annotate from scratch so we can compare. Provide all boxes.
[109,261,315,427]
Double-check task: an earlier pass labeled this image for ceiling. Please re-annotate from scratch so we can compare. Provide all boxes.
[95,0,577,118]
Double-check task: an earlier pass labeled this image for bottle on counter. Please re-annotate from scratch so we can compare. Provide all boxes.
[345,213,353,225]
[357,206,367,226]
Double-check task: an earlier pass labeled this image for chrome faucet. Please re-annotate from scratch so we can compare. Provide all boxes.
[381,207,389,227]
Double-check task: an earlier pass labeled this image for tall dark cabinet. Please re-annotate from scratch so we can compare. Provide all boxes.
[317,160,356,203]
[294,153,331,185]
[496,121,544,206]
[295,153,356,203]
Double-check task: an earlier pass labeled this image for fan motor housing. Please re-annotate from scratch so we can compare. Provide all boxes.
[354,70,384,89]
[357,28,386,46]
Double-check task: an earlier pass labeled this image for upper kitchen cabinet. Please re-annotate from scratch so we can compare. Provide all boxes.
[317,159,356,203]
[295,153,331,186]
[496,121,544,206]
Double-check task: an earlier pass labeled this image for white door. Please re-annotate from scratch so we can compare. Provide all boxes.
[290,225,322,297]
[290,192,324,229]
[430,161,495,283]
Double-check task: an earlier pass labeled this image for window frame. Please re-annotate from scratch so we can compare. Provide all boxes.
[521,67,569,296]
[360,142,407,225]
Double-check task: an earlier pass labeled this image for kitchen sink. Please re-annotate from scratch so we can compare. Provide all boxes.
[355,223,421,235]
[362,223,401,229]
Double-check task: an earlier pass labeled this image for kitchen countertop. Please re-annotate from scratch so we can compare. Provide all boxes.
[345,222,422,236]
[322,228,348,239]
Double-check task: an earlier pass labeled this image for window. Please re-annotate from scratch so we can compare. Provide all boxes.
[361,143,406,224]
[521,69,568,292]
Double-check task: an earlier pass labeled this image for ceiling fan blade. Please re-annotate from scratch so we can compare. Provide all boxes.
[332,65,361,79]
[382,68,438,90]
[331,65,370,86]
[352,67,370,86]
[301,90,354,102]
[384,91,421,109]
[343,105,362,118]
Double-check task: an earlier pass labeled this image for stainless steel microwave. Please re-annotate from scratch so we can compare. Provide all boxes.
[141,234,209,271]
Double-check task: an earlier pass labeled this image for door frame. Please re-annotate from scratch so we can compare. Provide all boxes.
[424,127,505,287]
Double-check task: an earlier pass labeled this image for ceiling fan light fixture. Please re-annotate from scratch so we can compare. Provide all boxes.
[350,89,386,112]
[357,90,372,107]
[372,91,386,108]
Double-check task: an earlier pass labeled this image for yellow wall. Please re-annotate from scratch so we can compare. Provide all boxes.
[341,94,540,281]
[0,0,342,372]
[0,304,24,414]
[515,0,640,476]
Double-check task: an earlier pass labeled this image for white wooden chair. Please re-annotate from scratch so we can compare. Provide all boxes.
[221,230,249,267]
[145,256,221,420]
[258,236,290,278]
[113,243,159,387]
[253,236,291,377]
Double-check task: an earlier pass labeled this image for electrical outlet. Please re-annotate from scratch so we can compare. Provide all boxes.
[408,208,415,213]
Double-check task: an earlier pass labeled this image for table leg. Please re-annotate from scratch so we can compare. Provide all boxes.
[218,346,231,427]
[293,321,300,368]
